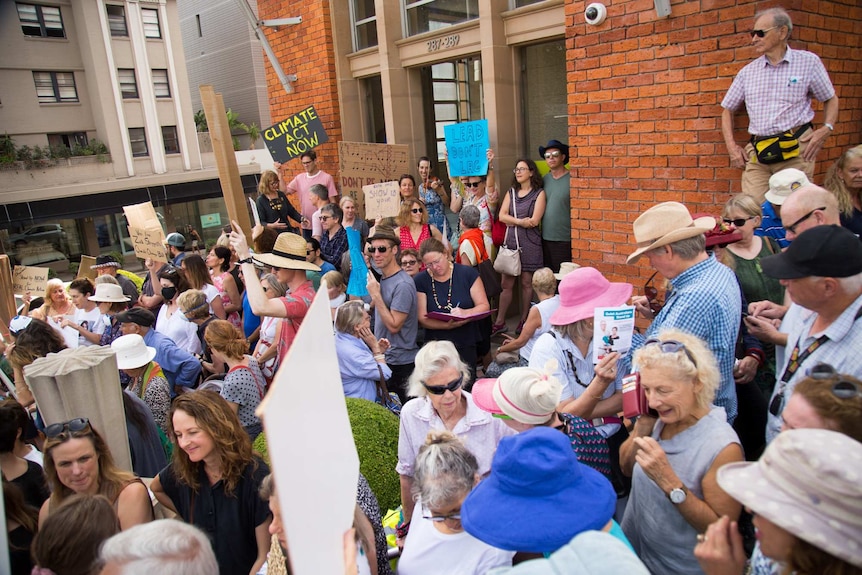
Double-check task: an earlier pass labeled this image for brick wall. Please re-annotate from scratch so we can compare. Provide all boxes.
[565,0,862,286]
[258,0,342,180]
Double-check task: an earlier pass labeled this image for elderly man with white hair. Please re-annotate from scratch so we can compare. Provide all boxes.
[98,519,218,575]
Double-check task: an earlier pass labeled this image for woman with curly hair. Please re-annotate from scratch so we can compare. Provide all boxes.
[152,391,271,575]
[824,144,862,236]
[39,418,153,530]
[395,198,443,256]
[7,317,66,408]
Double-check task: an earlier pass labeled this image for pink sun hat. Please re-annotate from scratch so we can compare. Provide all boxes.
[549,267,633,326]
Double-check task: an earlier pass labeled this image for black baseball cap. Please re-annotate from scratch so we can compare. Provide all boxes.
[115,307,156,327]
[761,225,862,279]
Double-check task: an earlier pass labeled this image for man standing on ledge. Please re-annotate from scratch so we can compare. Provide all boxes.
[539,139,572,274]
[721,7,838,202]
[276,149,338,240]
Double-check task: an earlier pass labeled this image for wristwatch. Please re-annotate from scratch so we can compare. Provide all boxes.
[824,123,834,132]
[669,486,687,505]
[237,256,254,265]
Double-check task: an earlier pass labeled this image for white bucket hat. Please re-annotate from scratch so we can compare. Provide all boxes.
[111,334,157,370]
[764,168,811,206]
[88,283,131,303]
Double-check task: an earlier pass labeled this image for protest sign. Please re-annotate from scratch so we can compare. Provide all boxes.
[0,256,16,339]
[258,281,359,575]
[444,119,490,177]
[77,256,97,280]
[12,265,48,295]
[248,197,261,228]
[128,227,168,262]
[264,106,328,164]
[362,181,401,220]
[338,141,409,219]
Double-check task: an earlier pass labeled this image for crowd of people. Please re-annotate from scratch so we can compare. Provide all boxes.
[2,6,861,570]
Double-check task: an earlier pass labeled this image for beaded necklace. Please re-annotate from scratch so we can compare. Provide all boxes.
[430,265,454,311]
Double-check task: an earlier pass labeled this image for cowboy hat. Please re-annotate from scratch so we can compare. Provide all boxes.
[253,232,321,272]
[626,202,715,264]
[538,139,570,161]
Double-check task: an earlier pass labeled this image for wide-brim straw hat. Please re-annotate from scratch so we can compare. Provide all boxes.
[553,261,580,280]
[88,283,131,302]
[627,202,715,265]
[253,232,321,271]
[111,334,157,370]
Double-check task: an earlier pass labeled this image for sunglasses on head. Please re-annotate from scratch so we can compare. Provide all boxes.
[644,337,698,368]
[644,271,663,316]
[423,375,463,395]
[771,363,862,415]
[411,208,424,214]
[367,246,389,254]
[750,25,777,38]
[464,181,482,188]
[722,216,755,227]
[45,418,91,439]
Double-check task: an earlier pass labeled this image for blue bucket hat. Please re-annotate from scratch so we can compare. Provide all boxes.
[461,427,616,553]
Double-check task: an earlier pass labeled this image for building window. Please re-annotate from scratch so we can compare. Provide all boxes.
[118,69,138,99]
[363,76,386,143]
[421,57,483,160]
[16,3,65,38]
[106,5,128,36]
[33,71,78,103]
[162,126,180,154]
[522,40,566,163]
[152,69,171,98]
[404,0,478,36]
[141,8,161,38]
[48,132,88,151]
[128,128,148,157]
[511,0,545,7]
[350,0,377,51]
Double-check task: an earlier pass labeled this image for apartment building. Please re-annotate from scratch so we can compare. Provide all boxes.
[0,0,261,269]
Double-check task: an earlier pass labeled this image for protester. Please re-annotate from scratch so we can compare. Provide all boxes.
[153,266,199,355]
[824,144,862,236]
[90,283,131,346]
[417,156,449,234]
[28,277,73,321]
[448,149,498,237]
[334,300,392,402]
[777,183,842,242]
[99,518,219,575]
[61,277,108,346]
[250,273,288,383]
[471,367,612,479]
[140,258,169,314]
[620,330,743,574]
[366,228,419,403]
[117,308,202,395]
[40,418,153,529]
[415,238,490,381]
[492,159,546,336]
[280,150,339,240]
[176,289,216,363]
[0,400,49,509]
[152,391,271,575]
[341,195,370,239]
[396,341,514,528]
[398,430,514,574]
[0,398,42,465]
[627,202,741,422]
[112,334,171,434]
[207,246,242,328]
[461,427,619,558]
[32,494,121,575]
[486,267,559,378]
[204,320,266,438]
[398,248,421,277]
[257,169,304,233]
[396,198,444,255]
[320,202,349,267]
[166,232,188,267]
[121,391,168,479]
[399,173,418,203]
[538,139,572,273]
[755,168,810,249]
[3,480,38,575]
[456,205,493,267]
[181,254,226,320]
[697,429,862,575]
[91,254,139,306]
[7,317,66,408]
[721,6,838,200]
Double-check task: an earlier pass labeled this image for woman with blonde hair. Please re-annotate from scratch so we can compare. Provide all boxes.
[257,169,304,233]
[824,144,862,235]
[340,195,369,238]
[395,198,443,255]
[204,320,265,438]
[28,278,72,321]
[39,418,153,530]
[620,329,743,575]
[151,391,271,575]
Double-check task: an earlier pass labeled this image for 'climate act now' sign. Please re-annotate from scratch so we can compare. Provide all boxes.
[264,106,329,163]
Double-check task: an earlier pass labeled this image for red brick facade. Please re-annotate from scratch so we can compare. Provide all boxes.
[566,0,862,284]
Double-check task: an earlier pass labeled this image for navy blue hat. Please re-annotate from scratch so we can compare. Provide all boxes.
[461,426,616,553]
[538,139,569,162]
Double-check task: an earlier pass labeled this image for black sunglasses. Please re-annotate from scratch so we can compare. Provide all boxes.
[750,26,777,38]
[411,208,424,214]
[367,246,389,254]
[464,182,482,188]
[423,375,463,395]
[45,417,91,438]
[722,216,755,227]
[644,338,698,368]
[783,207,825,235]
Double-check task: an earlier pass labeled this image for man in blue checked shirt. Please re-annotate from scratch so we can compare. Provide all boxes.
[319,202,349,267]
[626,202,742,423]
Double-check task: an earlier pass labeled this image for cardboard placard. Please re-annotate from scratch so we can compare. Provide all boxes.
[258,281,359,575]
[77,255,97,280]
[0,255,16,339]
[362,181,401,220]
[338,141,409,219]
[264,106,329,164]
[444,119,490,177]
[128,227,168,262]
[12,265,49,295]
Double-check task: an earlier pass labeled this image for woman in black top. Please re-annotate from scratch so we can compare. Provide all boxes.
[256,170,304,233]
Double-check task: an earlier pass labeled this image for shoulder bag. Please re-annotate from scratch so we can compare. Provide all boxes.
[494,189,522,277]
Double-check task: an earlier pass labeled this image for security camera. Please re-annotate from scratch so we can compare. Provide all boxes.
[585,2,607,26]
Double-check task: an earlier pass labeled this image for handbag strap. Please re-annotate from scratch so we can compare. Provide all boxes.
[507,189,521,251]
[375,364,390,402]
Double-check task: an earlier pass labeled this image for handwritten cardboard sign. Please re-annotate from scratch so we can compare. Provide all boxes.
[127,227,167,262]
[12,265,48,295]
[264,106,329,164]
[77,256,97,280]
[338,141,409,219]
[0,255,16,339]
[444,119,490,177]
[362,181,401,220]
